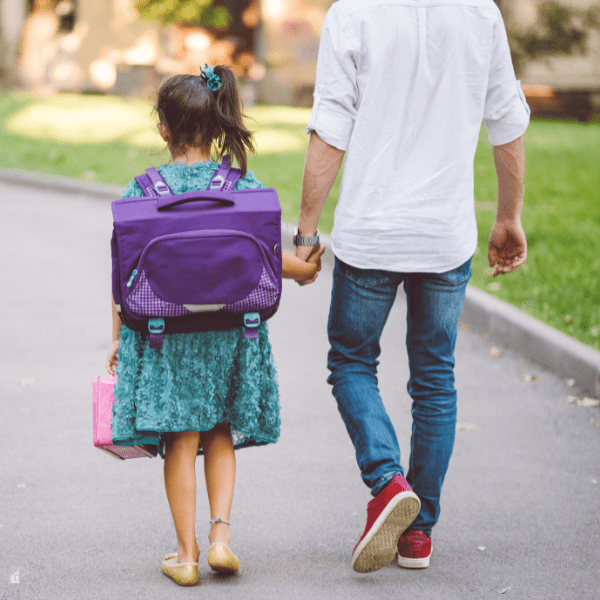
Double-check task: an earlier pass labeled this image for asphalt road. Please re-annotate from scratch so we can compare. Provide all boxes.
[1,181,599,600]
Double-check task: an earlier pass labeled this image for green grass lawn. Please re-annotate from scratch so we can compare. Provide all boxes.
[1,90,599,350]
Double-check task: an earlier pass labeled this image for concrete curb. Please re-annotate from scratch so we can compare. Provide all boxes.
[3,167,599,398]
[0,167,123,199]
[462,286,600,398]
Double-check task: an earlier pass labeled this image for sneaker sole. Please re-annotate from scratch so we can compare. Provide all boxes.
[397,551,431,569]
[352,492,421,574]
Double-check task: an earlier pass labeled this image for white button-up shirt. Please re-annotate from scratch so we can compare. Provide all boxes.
[307,0,530,273]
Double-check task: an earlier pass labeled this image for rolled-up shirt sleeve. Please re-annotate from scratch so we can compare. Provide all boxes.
[483,10,530,146]
[306,8,358,151]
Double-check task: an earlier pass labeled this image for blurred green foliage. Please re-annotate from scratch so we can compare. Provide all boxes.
[135,0,231,30]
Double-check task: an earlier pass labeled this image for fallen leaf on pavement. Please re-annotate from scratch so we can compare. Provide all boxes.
[457,423,476,431]
[490,347,504,358]
[524,374,538,383]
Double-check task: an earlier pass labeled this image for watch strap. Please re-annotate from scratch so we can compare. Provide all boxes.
[293,230,320,246]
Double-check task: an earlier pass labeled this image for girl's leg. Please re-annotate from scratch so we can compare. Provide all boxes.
[163,431,201,563]
[200,423,236,546]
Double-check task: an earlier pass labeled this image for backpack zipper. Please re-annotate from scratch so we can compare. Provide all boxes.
[132,230,278,286]
[126,269,138,288]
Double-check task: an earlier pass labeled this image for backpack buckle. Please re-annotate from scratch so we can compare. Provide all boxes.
[154,181,170,196]
[243,312,260,339]
[243,313,260,328]
[148,318,165,349]
[209,175,225,190]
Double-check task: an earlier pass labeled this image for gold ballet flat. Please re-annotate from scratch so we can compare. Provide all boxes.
[207,543,240,574]
[161,553,199,586]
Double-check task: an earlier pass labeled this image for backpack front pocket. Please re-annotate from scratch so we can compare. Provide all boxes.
[126,230,279,318]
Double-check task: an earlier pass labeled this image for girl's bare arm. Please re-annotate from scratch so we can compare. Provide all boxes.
[281,247,325,281]
[107,296,123,375]
[111,296,123,341]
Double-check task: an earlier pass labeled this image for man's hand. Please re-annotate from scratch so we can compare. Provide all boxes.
[488,220,527,277]
[295,243,322,285]
[489,136,526,277]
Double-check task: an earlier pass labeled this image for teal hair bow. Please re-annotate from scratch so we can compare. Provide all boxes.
[199,64,222,91]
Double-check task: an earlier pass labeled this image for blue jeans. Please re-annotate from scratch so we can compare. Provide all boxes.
[327,256,472,535]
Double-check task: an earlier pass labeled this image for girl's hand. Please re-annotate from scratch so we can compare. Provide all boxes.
[297,246,326,285]
[106,341,120,376]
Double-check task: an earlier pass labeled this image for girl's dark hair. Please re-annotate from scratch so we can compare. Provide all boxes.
[155,66,254,176]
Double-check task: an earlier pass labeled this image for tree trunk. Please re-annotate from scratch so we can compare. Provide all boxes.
[0,11,19,89]
[18,0,59,89]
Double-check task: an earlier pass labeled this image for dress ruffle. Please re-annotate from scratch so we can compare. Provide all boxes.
[111,162,280,457]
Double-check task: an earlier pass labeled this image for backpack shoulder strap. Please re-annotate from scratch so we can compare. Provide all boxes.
[207,155,242,191]
[135,167,173,197]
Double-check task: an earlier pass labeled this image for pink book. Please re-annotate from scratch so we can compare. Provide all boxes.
[93,376,157,459]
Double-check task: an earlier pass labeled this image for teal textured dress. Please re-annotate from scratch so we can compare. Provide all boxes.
[112,161,280,457]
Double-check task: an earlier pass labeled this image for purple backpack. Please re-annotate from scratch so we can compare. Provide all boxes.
[111,156,282,349]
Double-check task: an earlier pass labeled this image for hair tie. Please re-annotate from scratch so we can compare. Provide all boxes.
[199,64,222,91]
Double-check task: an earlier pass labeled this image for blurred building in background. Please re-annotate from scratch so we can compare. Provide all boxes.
[498,0,600,120]
[1,0,599,116]
[1,0,331,105]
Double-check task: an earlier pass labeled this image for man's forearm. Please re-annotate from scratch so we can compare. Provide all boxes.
[493,135,525,222]
[299,132,345,238]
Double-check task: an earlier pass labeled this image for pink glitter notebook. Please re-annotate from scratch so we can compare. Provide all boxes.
[93,376,157,459]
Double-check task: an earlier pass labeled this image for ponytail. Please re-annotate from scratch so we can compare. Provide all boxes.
[212,66,254,177]
[155,66,254,176]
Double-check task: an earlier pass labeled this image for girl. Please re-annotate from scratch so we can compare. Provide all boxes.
[106,65,324,587]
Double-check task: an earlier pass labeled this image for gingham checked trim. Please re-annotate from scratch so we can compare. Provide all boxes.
[126,268,278,317]
[218,268,278,313]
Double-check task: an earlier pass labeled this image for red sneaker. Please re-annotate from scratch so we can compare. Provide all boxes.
[352,474,421,573]
[397,529,432,569]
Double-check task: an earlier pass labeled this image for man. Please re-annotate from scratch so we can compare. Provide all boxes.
[294,0,529,573]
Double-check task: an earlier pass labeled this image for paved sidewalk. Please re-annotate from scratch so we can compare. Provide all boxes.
[1,181,599,600]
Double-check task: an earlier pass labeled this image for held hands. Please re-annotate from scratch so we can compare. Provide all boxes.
[295,244,325,286]
[488,219,527,277]
[106,340,120,376]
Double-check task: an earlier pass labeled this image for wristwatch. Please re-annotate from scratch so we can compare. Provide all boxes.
[293,228,320,247]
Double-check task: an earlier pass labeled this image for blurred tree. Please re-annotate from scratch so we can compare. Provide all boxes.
[0,22,18,88]
[19,0,59,89]
[135,0,258,78]
[135,0,231,30]
[498,0,600,76]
